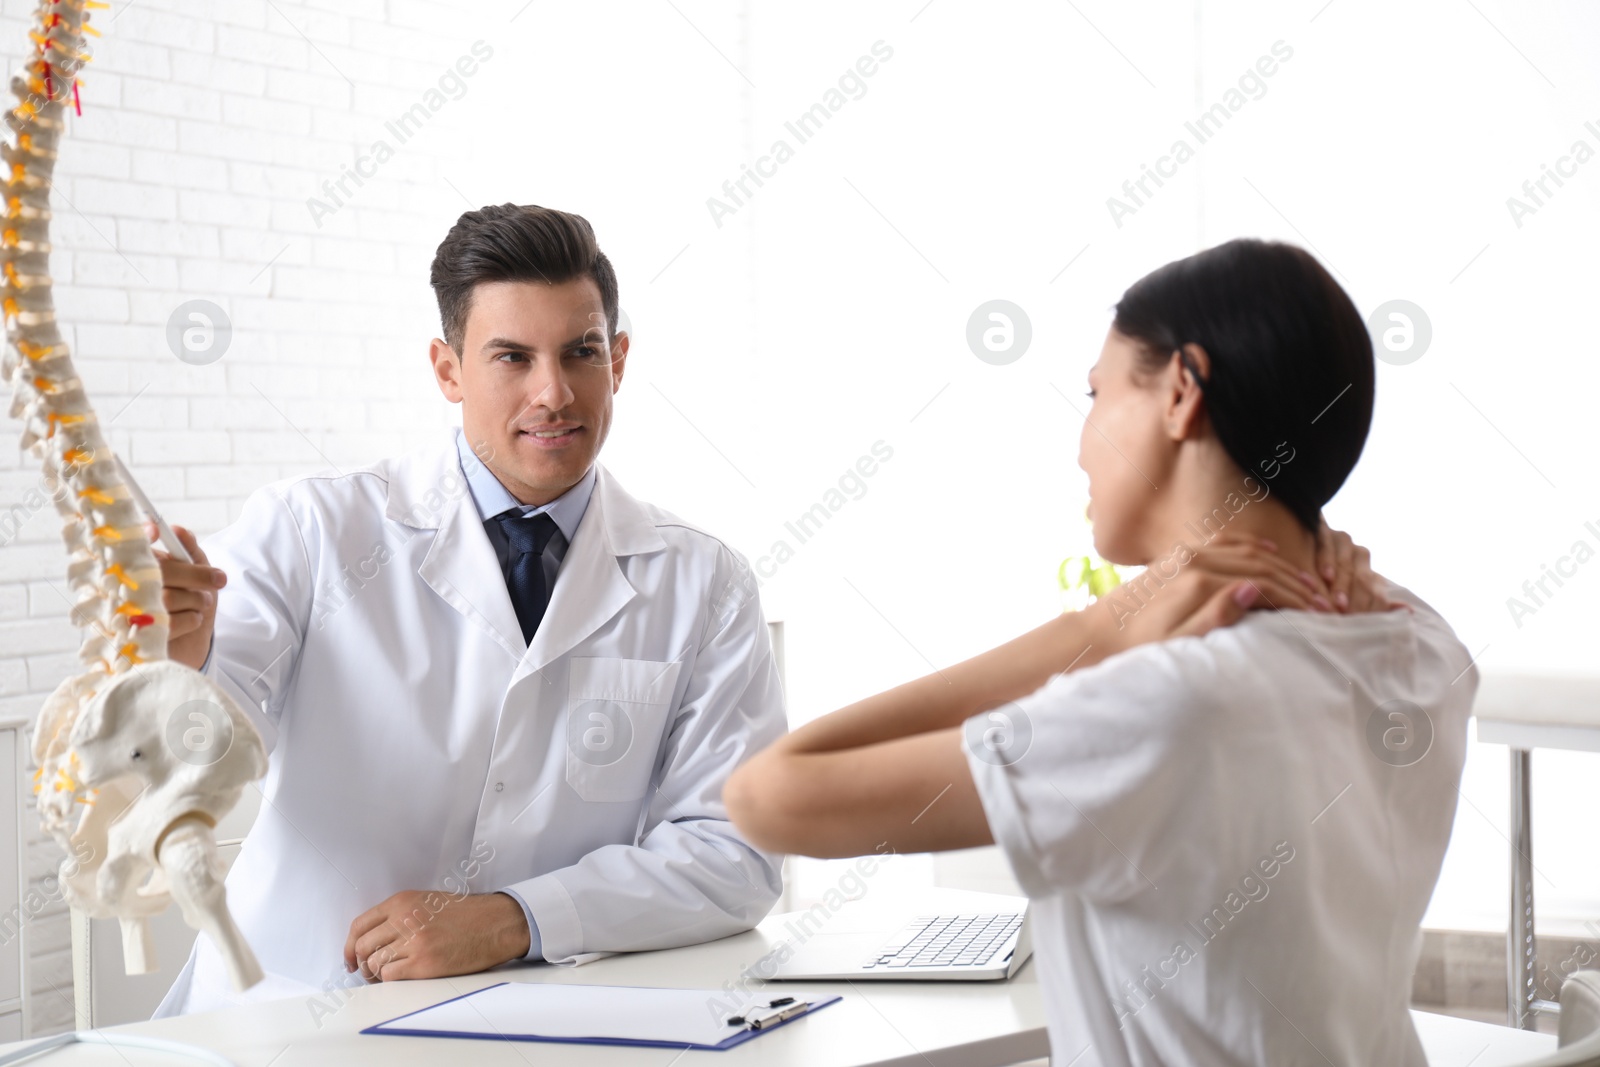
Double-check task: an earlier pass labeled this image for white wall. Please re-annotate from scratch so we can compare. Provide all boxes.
[1,0,1595,1034]
[715,0,1600,935]
[1190,0,1600,936]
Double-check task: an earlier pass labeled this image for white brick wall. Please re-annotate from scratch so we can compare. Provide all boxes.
[0,0,477,1034]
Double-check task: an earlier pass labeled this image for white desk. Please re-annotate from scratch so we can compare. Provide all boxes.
[1473,669,1600,1029]
[2,888,1049,1067]
[0,889,1560,1066]
[1414,1010,1554,1066]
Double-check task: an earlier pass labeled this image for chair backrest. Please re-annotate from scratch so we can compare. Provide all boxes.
[767,619,786,704]
[1511,971,1600,1067]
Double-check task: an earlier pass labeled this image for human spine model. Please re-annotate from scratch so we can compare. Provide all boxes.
[2,0,265,988]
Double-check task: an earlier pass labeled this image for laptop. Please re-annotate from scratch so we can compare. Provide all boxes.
[769,900,1033,981]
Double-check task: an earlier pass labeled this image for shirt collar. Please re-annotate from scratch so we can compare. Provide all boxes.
[454,427,596,545]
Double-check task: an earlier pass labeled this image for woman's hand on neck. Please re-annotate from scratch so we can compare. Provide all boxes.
[1135,438,1327,599]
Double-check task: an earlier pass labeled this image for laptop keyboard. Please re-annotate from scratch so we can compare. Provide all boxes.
[862,913,1023,969]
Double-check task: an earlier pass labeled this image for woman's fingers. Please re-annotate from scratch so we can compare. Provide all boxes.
[1170,580,1260,640]
[1314,520,1338,583]
[1345,543,1391,612]
[1187,542,1303,583]
[1240,574,1318,614]
[1314,522,1390,613]
[1168,569,1322,641]
[1112,559,1324,650]
[1222,569,1318,613]
[1313,519,1360,611]
[1126,535,1377,642]
[1329,533,1355,610]
[1184,543,1329,612]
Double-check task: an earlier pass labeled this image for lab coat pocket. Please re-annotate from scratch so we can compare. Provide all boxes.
[565,657,683,803]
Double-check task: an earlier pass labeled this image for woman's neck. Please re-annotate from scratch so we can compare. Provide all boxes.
[1146,486,1320,579]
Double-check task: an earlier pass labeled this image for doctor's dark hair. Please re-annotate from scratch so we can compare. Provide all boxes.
[1112,238,1374,533]
[430,203,619,355]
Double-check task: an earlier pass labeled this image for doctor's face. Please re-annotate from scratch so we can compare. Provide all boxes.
[431,277,627,507]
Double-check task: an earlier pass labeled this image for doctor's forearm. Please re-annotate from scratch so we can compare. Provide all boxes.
[776,605,1113,757]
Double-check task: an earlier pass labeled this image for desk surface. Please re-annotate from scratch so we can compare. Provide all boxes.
[1474,668,1600,752]
[9,889,1050,1067]
[0,889,1559,1066]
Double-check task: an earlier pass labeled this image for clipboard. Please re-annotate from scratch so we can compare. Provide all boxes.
[361,981,843,1051]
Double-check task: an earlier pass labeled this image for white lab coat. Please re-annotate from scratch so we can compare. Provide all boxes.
[154,428,786,1016]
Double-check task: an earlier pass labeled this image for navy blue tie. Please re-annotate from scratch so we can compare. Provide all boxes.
[495,511,560,645]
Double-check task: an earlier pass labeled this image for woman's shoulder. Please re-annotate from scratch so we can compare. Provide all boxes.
[1026,597,1457,732]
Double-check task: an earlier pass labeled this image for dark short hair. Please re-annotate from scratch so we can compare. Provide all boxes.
[429,203,619,355]
[1112,238,1374,532]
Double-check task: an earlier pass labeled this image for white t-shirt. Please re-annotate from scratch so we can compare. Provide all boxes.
[966,584,1475,1067]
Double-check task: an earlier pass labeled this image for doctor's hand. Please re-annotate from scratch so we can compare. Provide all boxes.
[146,523,227,672]
[345,890,531,982]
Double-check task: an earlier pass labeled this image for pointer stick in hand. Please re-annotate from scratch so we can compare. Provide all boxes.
[112,454,193,564]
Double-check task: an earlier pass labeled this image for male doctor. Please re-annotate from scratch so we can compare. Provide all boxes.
[151,204,786,1015]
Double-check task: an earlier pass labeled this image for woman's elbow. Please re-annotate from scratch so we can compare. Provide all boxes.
[724,754,801,854]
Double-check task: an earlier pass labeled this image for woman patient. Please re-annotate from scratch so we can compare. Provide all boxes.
[725,239,1476,1067]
